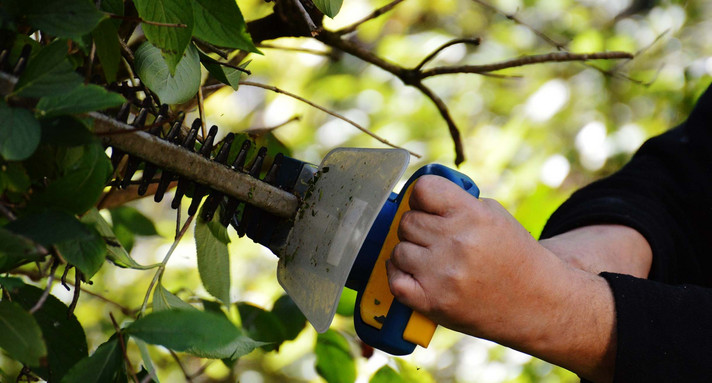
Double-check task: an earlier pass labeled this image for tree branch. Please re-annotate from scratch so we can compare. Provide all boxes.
[415,37,481,71]
[336,0,406,35]
[420,51,633,78]
[413,83,465,165]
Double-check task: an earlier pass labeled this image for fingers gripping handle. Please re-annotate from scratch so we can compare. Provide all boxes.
[354,164,480,355]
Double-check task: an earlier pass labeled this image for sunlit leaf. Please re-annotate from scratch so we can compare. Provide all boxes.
[152,284,197,312]
[191,0,259,52]
[315,330,356,383]
[126,310,265,360]
[60,337,124,383]
[82,208,157,270]
[336,287,356,317]
[370,366,406,383]
[0,300,46,367]
[195,215,230,305]
[13,39,83,98]
[0,227,44,273]
[135,42,201,105]
[313,0,343,18]
[135,339,160,383]
[110,206,159,236]
[394,359,435,383]
[36,84,125,118]
[10,283,88,382]
[0,102,41,161]
[133,0,194,74]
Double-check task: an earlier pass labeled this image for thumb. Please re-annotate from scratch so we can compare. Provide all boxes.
[386,260,431,314]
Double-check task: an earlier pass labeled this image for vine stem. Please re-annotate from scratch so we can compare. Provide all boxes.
[139,214,195,316]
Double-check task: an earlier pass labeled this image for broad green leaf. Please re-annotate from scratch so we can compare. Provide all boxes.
[0,102,41,161]
[40,116,96,147]
[6,209,89,246]
[394,359,435,383]
[238,302,287,351]
[60,337,123,383]
[110,206,159,236]
[0,300,47,367]
[82,208,157,270]
[36,84,126,118]
[9,283,88,382]
[0,276,25,291]
[135,42,201,105]
[195,215,230,305]
[370,366,406,383]
[126,310,265,360]
[0,228,44,273]
[315,330,356,383]
[56,222,107,278]
[271,295,307,341]
[191,0,259,52]
[21,0,105,39]
[152,284,197,312]
[14,39,83,98]
[92,19,121,83]
[29,142,113,215]
[313,0,343,18]
[336,287,356,317]
[133,0,194,74]
[0,162,30,194]
[198,50,245,91]
[135,339,160,383]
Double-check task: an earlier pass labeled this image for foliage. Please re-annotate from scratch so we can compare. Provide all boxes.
[0,0,711,382]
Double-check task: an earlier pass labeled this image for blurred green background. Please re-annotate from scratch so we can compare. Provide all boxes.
[5,0,712,381]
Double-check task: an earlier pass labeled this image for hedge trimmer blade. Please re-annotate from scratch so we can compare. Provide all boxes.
[276,148,409,333]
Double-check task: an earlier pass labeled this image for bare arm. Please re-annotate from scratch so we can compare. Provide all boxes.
[386,176,651,383]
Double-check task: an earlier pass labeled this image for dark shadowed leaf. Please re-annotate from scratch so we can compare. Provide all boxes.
[60,337,124,383]
[198,50,246,91]
[13,39,83,98]
[0,228,44,273]
[271,294,307,341]
[315,330,356,383]
[7,209,89,246]
[195,215,230,305]
[110,206,158,236]
[313,0,343,18]
[126,310,265,360]
[56,222,107,278]
[92,19,121,83]
[238,302,286,351]
[370,366,406,383]
[191,0,259,52]
[0,102,41,161]
[36,84,125,118]
[40,116,95,147]
[9,283,88,382]
[135,42,201,105]
[133,0,193,74]
[21,0,105,39]
[0,300,46,367]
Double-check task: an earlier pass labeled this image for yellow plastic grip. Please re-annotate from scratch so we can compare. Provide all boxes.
[359,183,436,348]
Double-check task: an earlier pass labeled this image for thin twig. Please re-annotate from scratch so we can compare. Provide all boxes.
[108,13,187,28]
[0,204,16,221]
[226,80,421,158]
[168,350,193,382]
[258,43,334,58]
[67,268,82,318]
[192,38,229,60]
[110,312,140,383]
[292,0,321,36]
[415,37,481,71]
[336,0,406,35]
[420,51,633,77]
[85,42,96,84]
[197,87,206,138]
[246,115,301,137]
[29,260,59,314]
[413,83,465,165]
[139,214,195,316]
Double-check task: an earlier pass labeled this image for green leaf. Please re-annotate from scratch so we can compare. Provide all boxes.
[29,142,113,215]
[0,162,30,195]
[6,209,90,246]
[13,39,83,98]
[0,300,47,367]
[336,287,356,317]
[198,50,246,91]
[110,206,158,236]
[60,337,123,383]
[36,84,126,118]
[133,0,194,74]
[40,116,96,147]
[9,283,88,382]
[195,215,230,305]
[370,366,406,383]
[135,339,160,383]
[152,284,197,312]
[315,330,356,383]
[238,302,287,351]
[22,0,105,39]
[92,19,121,83]
[56,222,107,278]
[126,310,265,360]
[0,102,41,161]
[191,0,259,52]
[271,295,307,341]
[313,0,343,18]
[135,41,201,105]
[82,208,157,270]
[393,359,435,383]
[0,228,44,273]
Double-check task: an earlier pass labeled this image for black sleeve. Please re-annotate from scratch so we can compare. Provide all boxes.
[540,84,712,381]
